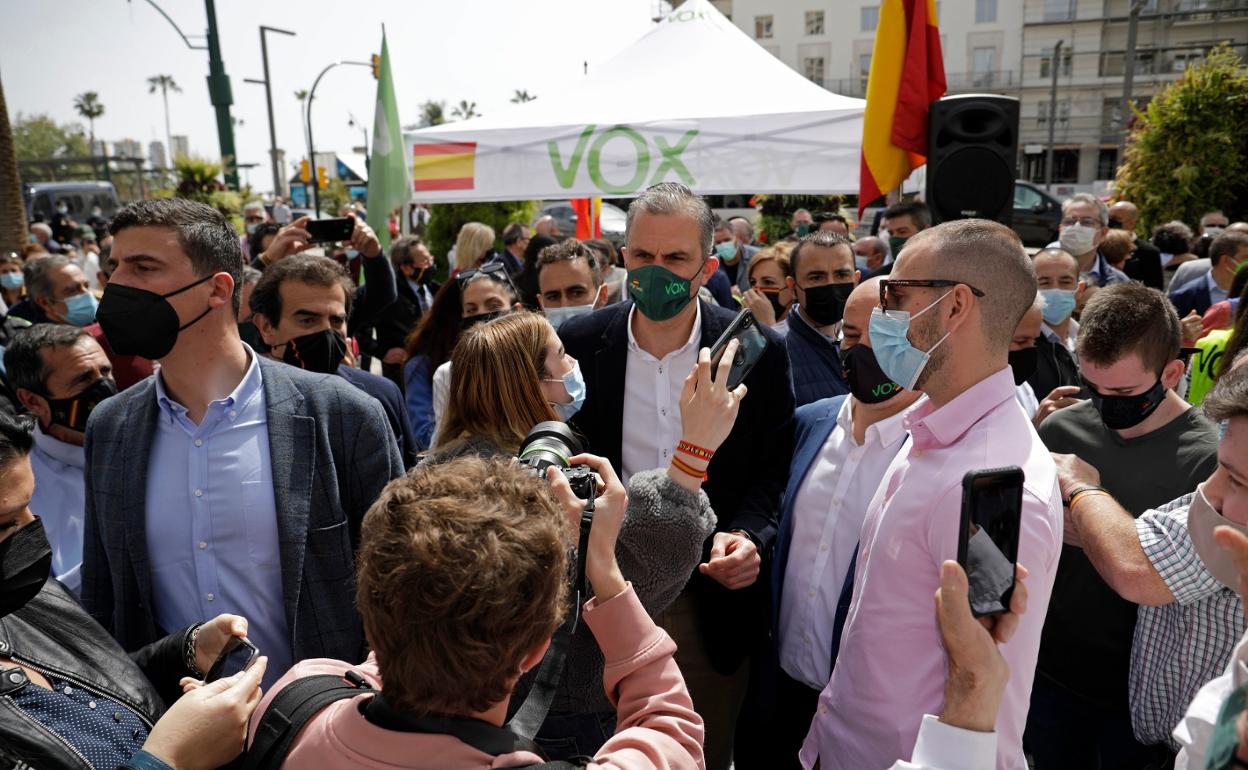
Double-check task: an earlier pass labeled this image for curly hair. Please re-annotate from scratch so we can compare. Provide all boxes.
[356,456,570,718]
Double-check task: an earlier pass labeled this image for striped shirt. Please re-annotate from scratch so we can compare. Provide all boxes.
[1129,493,1245,748]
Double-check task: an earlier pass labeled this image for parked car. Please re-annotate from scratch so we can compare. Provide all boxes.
[23,181,121,225]
[537,200,627,246]
[1012,180,1063,248]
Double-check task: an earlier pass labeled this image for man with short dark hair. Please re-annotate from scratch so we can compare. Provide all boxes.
[491,222,530,278]
[360,236,439,387]
[4,324,116,594]
[803,219,1061,770]
[82,198,404,688]
[784,231,857,406]
[870,201,931,278]
[816,213,850,237]
[536,239,606,330]
[12,255,96,327]
[1030,248,1086,426]
[1026,283,1219,768]
[1169,231,1248,318]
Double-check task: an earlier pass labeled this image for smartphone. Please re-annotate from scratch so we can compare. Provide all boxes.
[957,467,1025,617]
[708,309,769,390]
[204,636,259,683]
[304,217,355,244]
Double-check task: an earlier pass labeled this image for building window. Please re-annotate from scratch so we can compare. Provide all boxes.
[1097,148,1118,180]
[972,47,997,86]
[861,5,879,32]
[975,0,997,23]
[1043,0,1073,21]
[1040,52,1073,78]
[805,10,825,35]
[1037,100,1070,127]
[803,56,826,86]
[755,15,773,38]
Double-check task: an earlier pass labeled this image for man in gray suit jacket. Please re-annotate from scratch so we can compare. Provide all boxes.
[82,199,403,686]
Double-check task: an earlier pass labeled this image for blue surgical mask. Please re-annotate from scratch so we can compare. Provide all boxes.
[855,255,871,272]
[714,241,738,262]
[1040,288,1077,326]
[0,273,23,291]
[867,292,952,390]
[544,302,595,330]
[245,223,259,235]
[64,292,99,327]
[548,361,586,421]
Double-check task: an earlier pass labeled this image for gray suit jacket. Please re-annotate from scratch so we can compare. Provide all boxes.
[81,356,404,665]
[734,244,762,293]
[1170,258,1211,292]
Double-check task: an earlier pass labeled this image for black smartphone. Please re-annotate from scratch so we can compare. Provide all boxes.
[708,309,768,390]
[957,467,1025,617]
[204,636,259,683]
[304,216,355,244]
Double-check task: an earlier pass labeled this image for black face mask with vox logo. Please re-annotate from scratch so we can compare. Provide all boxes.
[839,343,903,404]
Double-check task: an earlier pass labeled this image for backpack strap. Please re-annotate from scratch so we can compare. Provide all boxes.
[241,672,374,770]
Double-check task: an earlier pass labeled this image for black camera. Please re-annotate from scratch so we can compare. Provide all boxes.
[518,421,597,500]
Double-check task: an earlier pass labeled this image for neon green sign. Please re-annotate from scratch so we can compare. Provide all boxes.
[548,125,698,194]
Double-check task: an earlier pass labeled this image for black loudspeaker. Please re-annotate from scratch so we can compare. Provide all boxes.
[925,94,1020,227]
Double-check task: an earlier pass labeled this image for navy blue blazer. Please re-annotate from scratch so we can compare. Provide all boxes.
[785,310,850,407]
[337,364,417,469]
[1168,275,1215,318]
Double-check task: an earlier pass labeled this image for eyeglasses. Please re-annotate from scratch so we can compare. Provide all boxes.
[457,261,516,291]
[879,279,985,311]
[1060,217,1102,228]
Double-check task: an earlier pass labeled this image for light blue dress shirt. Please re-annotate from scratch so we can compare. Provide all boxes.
[28,424,85,595]
[145,350,291,685]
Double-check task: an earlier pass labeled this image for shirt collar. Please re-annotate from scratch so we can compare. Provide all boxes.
[32,423,85,469]
[626,302,702,360]
[1041,318,1078,346]
[839,394,914,449]
[155,346,263,423]
[905,367,1016,450]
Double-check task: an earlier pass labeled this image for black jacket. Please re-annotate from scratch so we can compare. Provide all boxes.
[1027,331,1082,402]
[1125,238,1164,290]
[359,275,440,360]
[0,579,196,770]
[559,300,796,672]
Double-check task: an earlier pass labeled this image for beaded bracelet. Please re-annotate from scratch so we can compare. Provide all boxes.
[676,440,715,462]
[184,623,204,678]
[670,455,709,481]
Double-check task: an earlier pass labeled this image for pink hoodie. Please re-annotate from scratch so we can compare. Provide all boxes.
[247,584,705,769]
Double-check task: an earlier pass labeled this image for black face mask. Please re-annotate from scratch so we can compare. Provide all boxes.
[44,377,117,433]
[801,282,853,328]
[279,329,348,375]
[1087,377,1167,430]
[0,518,52,620]
[839,343,903,404]
[1008,347,1039,387]
[462,309,506,331]
[758,287,788,320]
[96,274,216,359]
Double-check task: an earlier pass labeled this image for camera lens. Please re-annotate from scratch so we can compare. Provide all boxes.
[518,421,584,473]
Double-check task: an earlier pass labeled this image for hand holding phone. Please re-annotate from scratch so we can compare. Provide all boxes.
[957,467,1024,617]
[204,636,259,683]
[708,309,768,390]
[304,216,355,244]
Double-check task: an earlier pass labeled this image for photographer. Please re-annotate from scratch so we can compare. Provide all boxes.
[0,411,266,770]
[430,309,745,758]
[247,452,706,769]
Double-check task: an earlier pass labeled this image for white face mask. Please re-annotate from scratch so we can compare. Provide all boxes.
[1188,483,1248,589]
[1059,224,1097,255]
[544,302,596,330]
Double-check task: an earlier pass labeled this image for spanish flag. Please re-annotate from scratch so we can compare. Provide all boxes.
[412,141,476,191]
[572,198,601,240]
[858,0,946,216]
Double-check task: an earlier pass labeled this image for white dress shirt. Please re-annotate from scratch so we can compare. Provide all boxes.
[1015,382,1039,418]
[779,396,911,690]
[28,424,85,595]
[887,716,998,770]
[1041,318,1079,355]
[620,304,701,484]
[431,361,452,442]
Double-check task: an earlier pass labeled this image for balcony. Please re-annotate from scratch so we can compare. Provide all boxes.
[824,70,1015,98]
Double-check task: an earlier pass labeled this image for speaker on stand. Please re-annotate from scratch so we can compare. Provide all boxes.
[925,94,1020,227]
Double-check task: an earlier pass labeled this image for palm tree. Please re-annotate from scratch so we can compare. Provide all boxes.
[147,75,181,164]
[510,89,536,104]
[0,70,27,253]
[450,100,480,120]
[73,91,105,157]
[418,99,446,127]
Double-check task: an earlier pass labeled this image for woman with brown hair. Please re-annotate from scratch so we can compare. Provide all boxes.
[427,309,748,761]
[741,244,795,333]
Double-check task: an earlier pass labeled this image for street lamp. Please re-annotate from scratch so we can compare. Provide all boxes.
[304,60,371,217]
[243,26,296,199]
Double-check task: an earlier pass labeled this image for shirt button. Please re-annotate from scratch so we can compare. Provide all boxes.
[7,671,23,684]
[194,489,203,498]
[661,409,667,416]
[88,700,97,709]
[198,541,208,550]
[821,543,829,552]
[808,590,816,598]
[194,439,203,447]
[207,592,215,602]
[228,410,237,419]
[63,686,73,695]
[820,704,829,715]
[114,712,123,723]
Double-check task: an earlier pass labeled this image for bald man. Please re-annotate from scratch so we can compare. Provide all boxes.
[1010,293,1045,419]
[802,220,1062,770]
[534,215,560,239]
[1109,201,1163,289]
[852,236,888,275]
[756,276,922,769]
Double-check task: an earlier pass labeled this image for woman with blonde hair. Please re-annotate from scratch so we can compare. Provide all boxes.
[427,309,748,762]
[741,244,795,332]
[452,221,496,275]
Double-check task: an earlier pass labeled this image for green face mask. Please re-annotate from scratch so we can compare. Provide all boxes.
[795,222,812,236]
[628,263,698,322]
[1204,680,1248,770]
[889,235,909,259]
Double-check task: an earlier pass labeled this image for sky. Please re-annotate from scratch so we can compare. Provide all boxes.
[0,0,659,195]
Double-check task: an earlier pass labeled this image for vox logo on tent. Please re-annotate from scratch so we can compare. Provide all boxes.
[548,125,698,195]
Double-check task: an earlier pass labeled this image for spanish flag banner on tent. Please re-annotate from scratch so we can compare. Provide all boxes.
[572,198,602,240]
[858,0,946,216]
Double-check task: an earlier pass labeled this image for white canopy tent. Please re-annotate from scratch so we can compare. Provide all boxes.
[403,0,865,202]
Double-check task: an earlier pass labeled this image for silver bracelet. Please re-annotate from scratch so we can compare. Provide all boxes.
[185,623,204,678]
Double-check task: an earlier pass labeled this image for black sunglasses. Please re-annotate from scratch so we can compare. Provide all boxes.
[457,261,516,292]
[879,279,985,310]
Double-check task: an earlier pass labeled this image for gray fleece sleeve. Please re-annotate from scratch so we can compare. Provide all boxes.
[611,469,718,618]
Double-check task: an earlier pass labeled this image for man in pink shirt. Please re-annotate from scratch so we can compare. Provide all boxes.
[801,219,1063,770]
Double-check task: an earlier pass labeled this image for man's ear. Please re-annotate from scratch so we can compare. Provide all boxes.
[253,313,280,349]
[1162,358,1187,390]
[16,389,50,427]
[594,283,608,308]
[518,637,552,675]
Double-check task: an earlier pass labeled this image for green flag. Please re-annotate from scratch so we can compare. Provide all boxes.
[366,32,410,252]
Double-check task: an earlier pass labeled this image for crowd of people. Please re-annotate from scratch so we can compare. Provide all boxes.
[0,181,1247,770]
